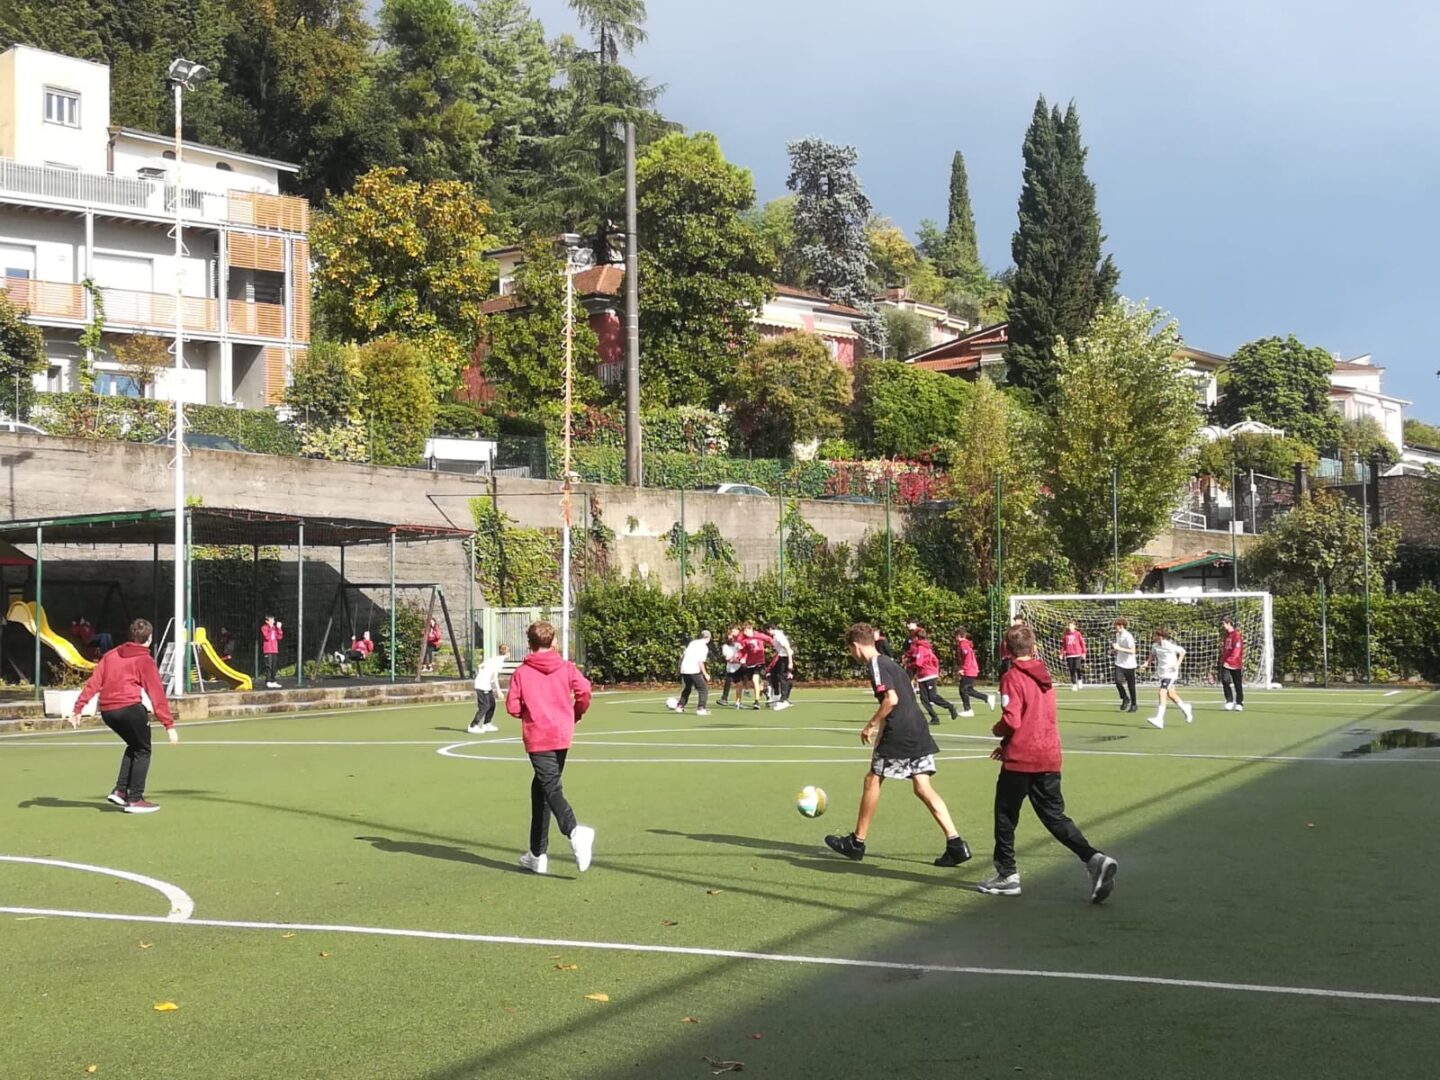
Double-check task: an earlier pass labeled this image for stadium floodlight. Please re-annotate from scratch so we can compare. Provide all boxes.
[166,58,209,90]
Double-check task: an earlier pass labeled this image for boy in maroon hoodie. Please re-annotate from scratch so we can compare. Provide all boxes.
[978,623,1117,903]
[68,618,177,814]
[505,621,595,875]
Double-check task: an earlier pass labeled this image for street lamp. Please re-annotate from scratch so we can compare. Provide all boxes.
[1352,451,1372,683]
[558,233,586,660]
[165,57,208,695]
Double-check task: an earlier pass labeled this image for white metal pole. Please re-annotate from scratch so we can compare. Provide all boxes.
[560,255,574,660]
[170,79,187,696]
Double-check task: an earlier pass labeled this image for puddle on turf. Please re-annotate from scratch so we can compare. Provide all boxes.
[1341,729,1440,758]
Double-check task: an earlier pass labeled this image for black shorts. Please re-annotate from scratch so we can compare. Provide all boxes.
[736,665,762,679]
[1159,677,1176,690]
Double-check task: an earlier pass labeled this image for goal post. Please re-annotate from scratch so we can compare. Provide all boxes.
[1008,592,1275,689]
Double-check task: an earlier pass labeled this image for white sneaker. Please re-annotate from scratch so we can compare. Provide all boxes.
[958,710,975,718]
[1234,704,1244,713]
[481,723,500,733]
[1078,679,1084,689]
[772,701,791,711]
[977,871,1022,896]
[518,851,548,875]
[986,694,996,712]
[695,708,710,716]
[1223,702,1234,711]
[570,825,595,872]
[1180,702,1194,724]
[1146,714,1165,730]
[669,705,684,714]
[1071,683,1079,692]
[466,723,483,734]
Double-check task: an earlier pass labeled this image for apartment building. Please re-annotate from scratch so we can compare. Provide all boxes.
[0,45,309,408]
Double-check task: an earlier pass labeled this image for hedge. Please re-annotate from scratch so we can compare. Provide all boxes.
[31,392,296,455]
[1273,589,1440,682]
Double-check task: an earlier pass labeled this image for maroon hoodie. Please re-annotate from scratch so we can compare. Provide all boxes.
[505,649,592,753]
[74,642,174,728]
[993,658,1062,773]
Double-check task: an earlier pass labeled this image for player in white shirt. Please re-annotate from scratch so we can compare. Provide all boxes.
[467,643,510,733]
[671,631,712,715]
[766,622,796,710]
[1111,618,1138,714]
[1138,626,1192,729]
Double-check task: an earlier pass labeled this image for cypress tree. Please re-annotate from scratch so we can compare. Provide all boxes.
[943,150,980,274]
[1007,97,1118,401]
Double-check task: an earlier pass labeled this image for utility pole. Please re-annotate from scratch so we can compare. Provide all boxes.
[624,122,642,487]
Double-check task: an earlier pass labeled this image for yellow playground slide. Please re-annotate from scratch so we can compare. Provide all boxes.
[191,626,253,692]
[5,600,97,672]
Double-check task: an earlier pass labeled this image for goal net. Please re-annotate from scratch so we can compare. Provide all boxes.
[1008,592,1274,689]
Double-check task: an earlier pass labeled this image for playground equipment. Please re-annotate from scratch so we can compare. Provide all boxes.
[191,626,253,692]
[5,600,96,672]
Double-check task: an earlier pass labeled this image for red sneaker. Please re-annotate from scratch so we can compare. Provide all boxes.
[123,799,161,814]
[105,790,128,807]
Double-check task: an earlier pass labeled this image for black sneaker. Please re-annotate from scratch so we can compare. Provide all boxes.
[824,833,865,861]
[933,839,973,867]
[929,716,941,725]
[1088,853,1118,903]
[948,708,959,720]
[1117,702,1131,712]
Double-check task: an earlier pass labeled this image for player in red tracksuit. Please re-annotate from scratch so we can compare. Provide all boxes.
[952,627,995,717]
[69,618,177,813]
[978,622,1116,902]
[1061,622,1087,691]
[423,618,443,673]
[904,628,958,724]
[505,620,595,875]
[734,623,772,710]
[1219,617,1245,712]
[260,614,283,689]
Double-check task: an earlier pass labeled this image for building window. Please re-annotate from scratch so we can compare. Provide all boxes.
[43,87,80,127]
[216,162,233,172]
[95,372,143,398]
[162,150,176,160]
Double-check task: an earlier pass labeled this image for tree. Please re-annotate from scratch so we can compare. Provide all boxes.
[725,334,851,457]
[219,0,380,201]
[1404,417,1440,450]
[482,236,601,415]
[786,138,875,311]
[1247,489,1397,595]
[637,132,773,406]
[744,196,808,287]
[0,292,46,420]
[1008,98,1119,401]
[311,167,494,397]
[358,336,436,466]
[1044,302,1199,588]
[1193,432,1318,485]
[285,340,368,461]
[942,150,981,275]
[866,220,921,290]
[1212,335,1343,452]
[111,334,170,397]
[1337,417,1399,476]
[880,308,932,360]
[851,358,972,459]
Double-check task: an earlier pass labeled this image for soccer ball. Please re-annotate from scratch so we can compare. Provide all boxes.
[665,696,679,710]
[795,785,827,818]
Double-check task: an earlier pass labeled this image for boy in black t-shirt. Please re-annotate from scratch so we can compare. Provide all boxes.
[824,623,973,867]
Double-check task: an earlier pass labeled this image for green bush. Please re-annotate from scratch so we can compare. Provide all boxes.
[1274,589,1440,682]
[432,401,497,438]
[32,393,296,454]
[189,404,298,455]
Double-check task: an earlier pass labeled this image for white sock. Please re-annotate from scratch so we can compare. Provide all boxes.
[1156,702,1168,720]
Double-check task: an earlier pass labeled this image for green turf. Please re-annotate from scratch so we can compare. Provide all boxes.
[3,685,1439,1079]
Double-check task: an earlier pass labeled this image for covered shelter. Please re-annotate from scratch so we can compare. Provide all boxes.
[0,508,474,701]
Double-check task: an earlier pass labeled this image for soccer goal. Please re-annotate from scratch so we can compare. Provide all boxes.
[1008,592,1275,689]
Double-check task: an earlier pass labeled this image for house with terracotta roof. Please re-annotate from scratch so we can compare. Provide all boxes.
[754,284,870,367]
[904,322,1011,380]
[1141,550,1236,593]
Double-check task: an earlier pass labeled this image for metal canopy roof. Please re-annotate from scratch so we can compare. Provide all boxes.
[0,508,470,548]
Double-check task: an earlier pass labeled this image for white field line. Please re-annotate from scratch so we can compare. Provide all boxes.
[1385,690,1402,697]
[0,700,459,740]
[3,904,1437,1007]
[0,856,193,920]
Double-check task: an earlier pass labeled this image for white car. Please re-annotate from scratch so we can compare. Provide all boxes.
[0,419,46,435]
[698,483,770,497]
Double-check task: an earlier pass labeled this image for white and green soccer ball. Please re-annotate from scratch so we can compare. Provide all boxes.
[665,696,679,710]
[795,785,828,818]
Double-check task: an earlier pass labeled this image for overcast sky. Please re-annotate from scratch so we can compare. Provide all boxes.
[519,0,1440,420]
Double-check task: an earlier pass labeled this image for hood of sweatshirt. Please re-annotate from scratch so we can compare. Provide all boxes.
[114,642,152,660]
[1010,658,1053,692]
[522,650,567,674]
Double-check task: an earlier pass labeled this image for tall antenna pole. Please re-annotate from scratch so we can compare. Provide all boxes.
[624,121,642,486]
[170,76,187,696]
[561,251,575,660]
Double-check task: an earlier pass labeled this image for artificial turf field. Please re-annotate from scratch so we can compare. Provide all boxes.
[3,685,1439,1080]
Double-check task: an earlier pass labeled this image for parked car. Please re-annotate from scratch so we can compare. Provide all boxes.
[0,419,47,435]
[149,432,245,452]
[814,493,878,504]
[696,483,770,497]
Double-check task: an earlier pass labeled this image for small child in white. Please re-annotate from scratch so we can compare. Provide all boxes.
[671,631,712,716]
[468,644,510,734]
[1140,626,1193,729]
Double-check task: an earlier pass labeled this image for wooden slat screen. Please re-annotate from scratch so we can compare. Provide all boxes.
[263,345,288,405]
[227,232,286,272]
[291,238,310,342]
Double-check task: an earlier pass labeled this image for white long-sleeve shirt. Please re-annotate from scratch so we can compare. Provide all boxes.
[680,638,710,675]
[474,653,507,693]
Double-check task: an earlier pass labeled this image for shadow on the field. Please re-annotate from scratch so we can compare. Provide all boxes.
[648,828,821,857]
[648,829,968,887]
[353,835,560,877]
[15,796,119,812]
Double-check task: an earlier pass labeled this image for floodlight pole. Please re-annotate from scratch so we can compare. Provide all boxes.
[1355,452,1372,683]
[624,121,642,487]
[1111,463,1119,592]
[561,244,576,660]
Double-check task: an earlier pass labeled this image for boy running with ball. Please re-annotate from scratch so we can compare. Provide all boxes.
[1140,626,1193,729]
[824,623,973,868]
[978,622,1117,902]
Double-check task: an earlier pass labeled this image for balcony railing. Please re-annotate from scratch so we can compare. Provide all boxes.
[101,288,219,333]
[227,299,286,339]
[1,276,84,319]
[0,158,309,233]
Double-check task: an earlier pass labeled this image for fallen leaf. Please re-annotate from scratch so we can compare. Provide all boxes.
[85,1067,97,1074]
[661,919,679,927]
[152,1002,179,1012]
[138,942,153,950]
[703,1057,745,1074]
[549,954,562,960]
[318,952,330,959]
[554,963,578,971]
[749,1033,763,1040]
[502,1007,517,1015]
[706,889,723,896]
[681,1016,700,1024]
[281,932,296,940]
[584,992,610,1003]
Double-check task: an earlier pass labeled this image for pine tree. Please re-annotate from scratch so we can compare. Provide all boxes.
[942,150,980,275]
[1007,97,1118,402]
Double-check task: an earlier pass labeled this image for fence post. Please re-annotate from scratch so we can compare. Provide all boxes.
[1319,579,1329,687]
[32,525,41,702]
[679,487,687,597]
[883,472,892,597]
[778,483,786,603]
[296,519,305,688]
